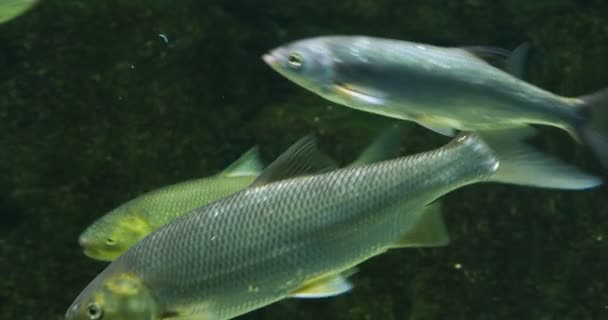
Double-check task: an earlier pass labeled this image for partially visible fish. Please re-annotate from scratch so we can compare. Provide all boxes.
[263,36,608,166]
[78,146,264,261]
[79,126,406,261]
[65,130,600,320]
[0,0,37,24]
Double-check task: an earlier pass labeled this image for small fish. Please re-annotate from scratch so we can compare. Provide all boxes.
[78,127,406,261]
[0,0,37,24]
[78,146,264,261]
[263,36,608,166]
[65,130,600,320]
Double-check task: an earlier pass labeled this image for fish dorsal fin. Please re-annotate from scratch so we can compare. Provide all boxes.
[289,269,357,298]
[460,42,530,79]
[250,135,339,187]
[219,146,263,177]
[348,124,408,167]
[390,201,450,248]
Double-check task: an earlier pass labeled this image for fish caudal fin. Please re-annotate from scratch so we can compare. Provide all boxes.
[577,88,608,168]
[481,128,602,189]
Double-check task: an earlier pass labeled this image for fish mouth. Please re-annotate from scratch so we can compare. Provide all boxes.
[65,302,80,320]
[262,53,278,67]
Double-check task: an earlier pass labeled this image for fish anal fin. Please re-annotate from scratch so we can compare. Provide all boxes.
[390,202,450,249]
[416,119,456,137]
[220,146,263,177]
[250,135,338,187]
[417,122,456,137]
[289,272,354,299]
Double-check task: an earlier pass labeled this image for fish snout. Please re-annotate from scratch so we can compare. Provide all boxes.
[262,53,278,67]
[78,236,89,248]
[65,302,80,320]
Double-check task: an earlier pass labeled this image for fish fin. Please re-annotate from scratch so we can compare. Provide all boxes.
[576,88,608,168]
[506,42,531,79]
[348,124,408,166]
[417,120,456,136]
[461,42,530,79]
[160,311,215,320]
[219,146,263,177]
[333,82,387,106]
[480,128,602,189]
[290,270,356,298]
[250,135,338,186]
[390,201,450,249]
[159,303,216,320]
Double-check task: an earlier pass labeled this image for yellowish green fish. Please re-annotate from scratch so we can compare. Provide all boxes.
[0,0,37,24]
[263,36,608,166]
[78,147,264,261]
[79,126,406,261]
[65,130,600,320]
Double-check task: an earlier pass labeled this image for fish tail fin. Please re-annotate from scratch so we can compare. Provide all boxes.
[480,128,602,189]
[576,88,608,167]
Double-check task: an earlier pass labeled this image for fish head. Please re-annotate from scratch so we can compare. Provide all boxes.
[66,271,158,320]
[79,205,153,261]
[263,38,336,96]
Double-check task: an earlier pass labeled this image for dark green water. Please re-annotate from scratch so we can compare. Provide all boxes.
[1,1,607,319]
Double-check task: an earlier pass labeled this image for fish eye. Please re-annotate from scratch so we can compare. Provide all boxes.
[105,237,116,246]
[86,302,103,320]
[287,53,303,69]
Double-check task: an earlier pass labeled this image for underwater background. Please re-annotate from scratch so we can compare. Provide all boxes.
[1,0,607,319]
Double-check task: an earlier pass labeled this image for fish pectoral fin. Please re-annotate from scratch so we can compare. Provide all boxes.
[289,271,356,299]
[416,119,457,137]
[460,43,530,79]
[159,306,216,320]
[333,82,387,106]
[390,201,450,249]
[250,136,338,187]
[220,146,264,177]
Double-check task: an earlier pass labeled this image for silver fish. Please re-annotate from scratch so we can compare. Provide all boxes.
[263,36,608,166]
[65,130,600,320]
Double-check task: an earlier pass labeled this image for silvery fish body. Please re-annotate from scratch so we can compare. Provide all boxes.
[66,132,600,320]
[264,36,579,130]
[263,36,608,165]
